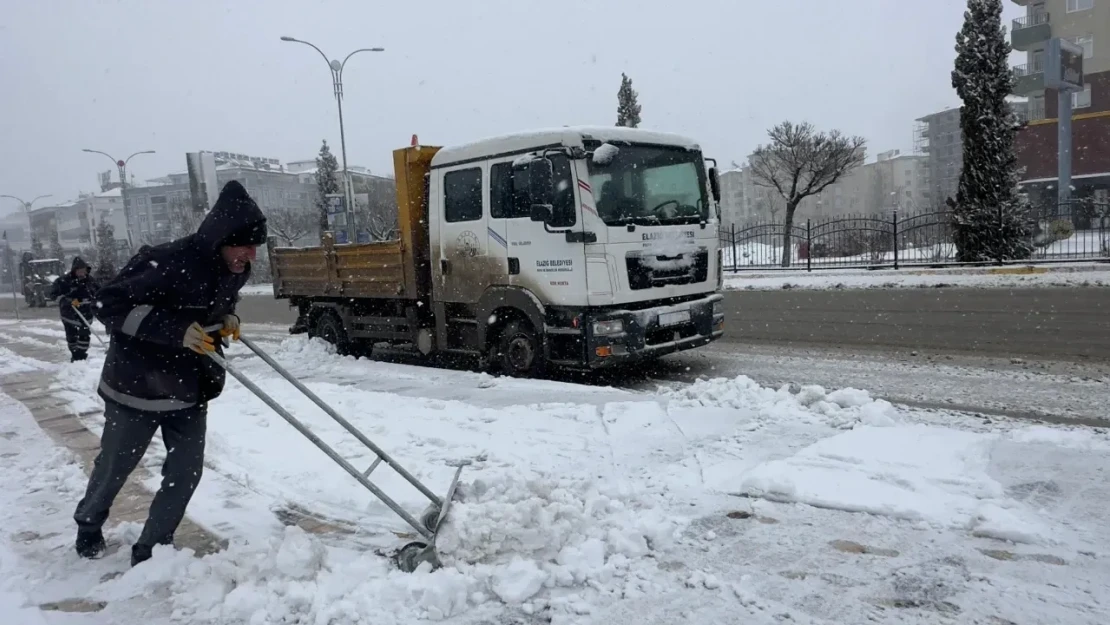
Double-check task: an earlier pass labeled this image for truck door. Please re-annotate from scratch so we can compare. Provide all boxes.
[504,153,588,308]
[436,163,491,305]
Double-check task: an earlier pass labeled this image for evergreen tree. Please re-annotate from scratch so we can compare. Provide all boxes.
[315,140,341,236]
[49,228,65,265]
[30,236,45,259]
[616,73,642,128]
[95,220,117,272]
[950,0,1032,262]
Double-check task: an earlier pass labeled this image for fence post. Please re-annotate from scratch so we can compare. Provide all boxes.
[806,219,812,272]
[731,223,737,272]
[892,209,899,270]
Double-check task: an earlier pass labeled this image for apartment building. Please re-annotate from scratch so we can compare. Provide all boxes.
[125,152,397,247]
[913,108,963,207]
[1011,0,1110,206]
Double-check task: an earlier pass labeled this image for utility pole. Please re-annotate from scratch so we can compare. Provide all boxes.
[281,36,384,243]
[81,149,155,250]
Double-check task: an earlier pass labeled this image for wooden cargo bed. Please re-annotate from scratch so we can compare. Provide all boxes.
[269,235,410,299]
[267,144,440,301]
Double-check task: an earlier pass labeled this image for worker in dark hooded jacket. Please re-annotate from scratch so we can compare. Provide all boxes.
[73,180,267,566]
[48,256,99,362]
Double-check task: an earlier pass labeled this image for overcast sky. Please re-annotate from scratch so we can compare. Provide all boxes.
[0,0,1024,216]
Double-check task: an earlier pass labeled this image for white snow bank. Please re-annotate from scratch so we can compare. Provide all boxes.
[736,425,1054,543]
[1007,425,1110,451]
[0,346,52,375]
[436,472,678,602]
[92,472,679,623]
[664,376,899,430]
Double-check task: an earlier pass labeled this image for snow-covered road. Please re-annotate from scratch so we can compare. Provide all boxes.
[2,319,1109,624]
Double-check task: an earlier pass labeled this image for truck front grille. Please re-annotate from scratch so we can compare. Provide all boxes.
[626,247,709,291]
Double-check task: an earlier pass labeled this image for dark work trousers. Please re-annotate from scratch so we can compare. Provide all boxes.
[62,319,91,361]
[73,400,207,547]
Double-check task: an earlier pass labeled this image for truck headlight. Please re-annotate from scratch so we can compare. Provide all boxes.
[712,299,723,317]
[592,319,624,336]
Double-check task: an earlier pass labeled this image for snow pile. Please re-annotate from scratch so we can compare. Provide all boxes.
[664,375,899,429]
[736,424,1055,543]
[437,472,679,603]
[94,527,473,624]
[1007,425,1110,451]
[92,473,679,624]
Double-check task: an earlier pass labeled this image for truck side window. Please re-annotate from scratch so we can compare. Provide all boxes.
[490,162,515,219]
[444,168,483,223]
[491,155,578,226]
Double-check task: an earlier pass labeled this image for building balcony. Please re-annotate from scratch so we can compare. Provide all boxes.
[1012,63,1045,95]
[1014,99,1047,124]
[1011,13,1051,51]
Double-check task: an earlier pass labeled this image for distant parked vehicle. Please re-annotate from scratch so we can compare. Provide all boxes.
[20,256,64,307]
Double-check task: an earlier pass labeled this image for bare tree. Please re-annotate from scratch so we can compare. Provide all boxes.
[267,207,316,246]
[366,211,398,242]
[750,121,866,266]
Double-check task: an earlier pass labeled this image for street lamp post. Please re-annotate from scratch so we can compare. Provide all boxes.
[82,149,155,250]
[281,35,384,242]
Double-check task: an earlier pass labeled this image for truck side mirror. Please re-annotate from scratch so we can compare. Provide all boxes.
[527,157,556,207]
[708,166,722,204]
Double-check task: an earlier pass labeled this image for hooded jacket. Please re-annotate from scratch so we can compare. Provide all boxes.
[48,257,98,324]
[94,181,267,412]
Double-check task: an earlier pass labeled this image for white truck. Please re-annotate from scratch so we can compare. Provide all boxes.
[268,126,725,376]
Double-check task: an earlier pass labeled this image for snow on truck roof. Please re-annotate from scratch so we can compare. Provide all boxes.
[430,126,702,168]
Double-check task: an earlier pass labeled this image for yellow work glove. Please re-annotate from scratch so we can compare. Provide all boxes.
[71,299,81,308]
[184,322,216,354]
[219,314,241,341]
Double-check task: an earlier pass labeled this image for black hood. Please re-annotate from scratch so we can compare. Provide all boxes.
[70,256,90,275]
[193,180,268,255]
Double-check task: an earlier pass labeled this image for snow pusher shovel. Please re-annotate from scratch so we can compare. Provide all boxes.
[202,329,464,573]
[70,302,107,346]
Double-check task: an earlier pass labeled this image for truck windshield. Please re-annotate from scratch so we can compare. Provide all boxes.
[585,142,709,227]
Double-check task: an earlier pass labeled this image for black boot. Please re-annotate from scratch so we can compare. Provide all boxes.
[75,529,106,559]
[130,543,153,567]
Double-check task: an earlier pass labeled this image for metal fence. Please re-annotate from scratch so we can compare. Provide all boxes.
[721,200,1110,271]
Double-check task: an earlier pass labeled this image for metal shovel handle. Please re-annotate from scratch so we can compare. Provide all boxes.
[205,348,435,542]
[70,305,107,346]
[237,335,444,508]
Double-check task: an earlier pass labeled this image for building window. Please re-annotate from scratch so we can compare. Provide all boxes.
[443,168,483,223]
[1074,35,1094,59]
[1067,0,1093,12]
[1072,85,1092,108]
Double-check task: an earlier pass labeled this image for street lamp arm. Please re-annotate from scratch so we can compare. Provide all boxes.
[281,36,332,71]
[340,47,385,72]
[82,148,118,165]
[124,150,155,166]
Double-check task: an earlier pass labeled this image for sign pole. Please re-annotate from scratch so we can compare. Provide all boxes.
[4,237,19,320]
[1045,37,1084,207]
[1058,90,1073,205]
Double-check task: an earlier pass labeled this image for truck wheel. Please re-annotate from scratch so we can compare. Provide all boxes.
[495,320,546,378]
[314,311,353,356]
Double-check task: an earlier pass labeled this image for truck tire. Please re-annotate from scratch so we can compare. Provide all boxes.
[313,311,353,357]
[494,320,546,378]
